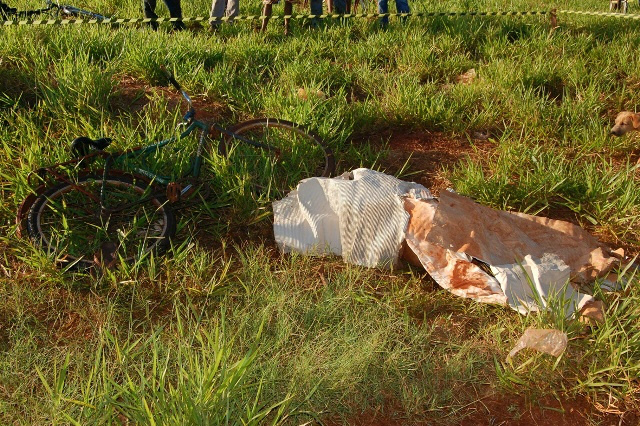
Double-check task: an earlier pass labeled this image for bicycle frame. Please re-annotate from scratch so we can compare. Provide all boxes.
[5,0,108,20]
[105,116,277,193]
[111,119,211,188]
[105,67,283,192]
[54,2,108,20]
[14,58,331,259]
[18,68,291,222]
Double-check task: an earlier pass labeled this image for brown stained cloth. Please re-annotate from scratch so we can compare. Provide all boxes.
[404,198,508,304]
[424,191,620,283]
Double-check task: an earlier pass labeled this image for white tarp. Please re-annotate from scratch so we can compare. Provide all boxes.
[273,168,432,268]
[273,169,622,316]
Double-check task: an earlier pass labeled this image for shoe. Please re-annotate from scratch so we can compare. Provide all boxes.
[172,20,186,31]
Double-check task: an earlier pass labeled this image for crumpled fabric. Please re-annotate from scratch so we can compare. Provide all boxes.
[273,169,623,316]
[403,197,507,304]
[402,193,621,315]
[423,191,620,283]
[273,168,432,268]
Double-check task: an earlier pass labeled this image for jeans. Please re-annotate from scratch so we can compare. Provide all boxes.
[377,0,409,25]
[309,0,323,26]
[331,0,347,13]
[143,0,185,30]
[210,0,239,28]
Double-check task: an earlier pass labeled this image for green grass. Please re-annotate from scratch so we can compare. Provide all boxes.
[1,0,640,423]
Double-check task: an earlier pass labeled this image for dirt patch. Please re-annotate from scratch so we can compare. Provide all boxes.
[458,393,637,426]
[323,393,637,425]
[28,287,103,346]
[356,128,494,195]
[324,411,405,426]
[621,151,640,168]
[110,76,231,124]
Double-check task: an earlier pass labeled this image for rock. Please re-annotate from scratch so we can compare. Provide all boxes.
[455,68,477,85]
[296,88,326,100]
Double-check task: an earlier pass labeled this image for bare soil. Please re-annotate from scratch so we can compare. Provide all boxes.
[110,76,231,124]
[358,128,494,195]
[458,394,637,426]
[324,393,638,425]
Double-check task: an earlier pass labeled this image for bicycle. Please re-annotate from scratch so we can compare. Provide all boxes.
[1,0,109,20]
[17,68,335,270]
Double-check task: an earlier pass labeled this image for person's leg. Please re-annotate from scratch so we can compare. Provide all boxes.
[395,0,409,22]
[226,0,239,23]
[333,0,346,13]
[163,0,185,30]
[260,1,273,31]
[332,0,347,25]
[284,1,292,35]
[143,0,157,17]
[143,0,159,30]
[309,0,322,27]
[210,0,226,29]
[377,0,388,27]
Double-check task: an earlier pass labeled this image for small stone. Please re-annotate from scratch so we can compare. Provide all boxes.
[472,130,490,140]
[296,88,326,100]
[455,68,477,85]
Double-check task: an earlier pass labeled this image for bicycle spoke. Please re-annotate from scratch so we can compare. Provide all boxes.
[224,119,333,202]
[29,176,175,269]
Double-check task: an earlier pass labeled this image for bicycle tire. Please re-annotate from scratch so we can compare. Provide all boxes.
[27,174,176,270]
[219,118,335,199]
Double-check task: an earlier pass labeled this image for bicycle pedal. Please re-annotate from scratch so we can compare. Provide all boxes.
[167,182,182,203]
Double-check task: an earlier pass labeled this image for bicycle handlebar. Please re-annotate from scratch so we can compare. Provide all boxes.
[160,66,195,121]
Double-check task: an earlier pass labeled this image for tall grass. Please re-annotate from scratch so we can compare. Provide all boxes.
[1,0,640,423]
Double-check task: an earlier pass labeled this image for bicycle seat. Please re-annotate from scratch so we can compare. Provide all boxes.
[70,136,113,157]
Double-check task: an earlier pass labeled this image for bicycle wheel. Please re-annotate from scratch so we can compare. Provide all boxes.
[27,174,176,270]
[219,118,335,199]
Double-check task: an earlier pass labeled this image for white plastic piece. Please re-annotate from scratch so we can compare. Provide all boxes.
[508,328,568,359]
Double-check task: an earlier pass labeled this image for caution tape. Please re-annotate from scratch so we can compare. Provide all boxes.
[0,10,549,26]
[557,9,640,19]
[2,9,637,27]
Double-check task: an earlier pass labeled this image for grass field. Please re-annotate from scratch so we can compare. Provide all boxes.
[1,0,640,424]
